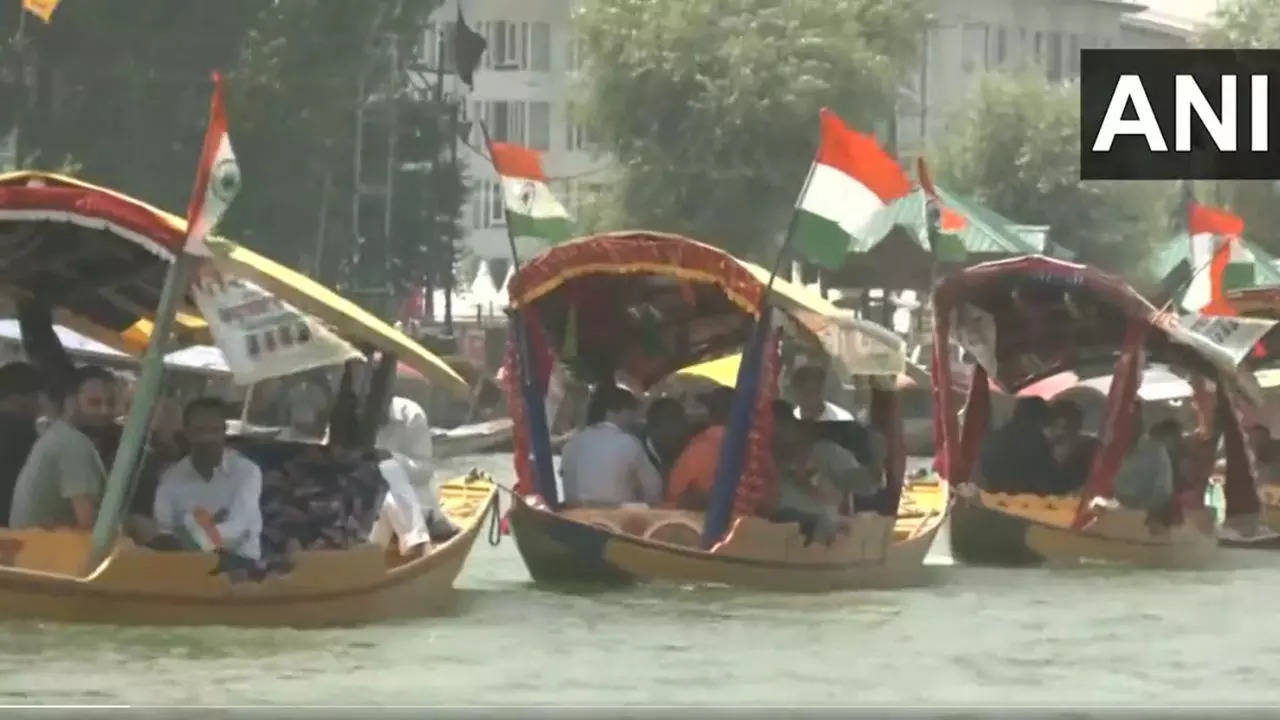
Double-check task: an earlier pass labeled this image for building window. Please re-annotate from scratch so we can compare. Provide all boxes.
[474,100,527,144]
[962,23,988,73]
[489,181,505,225]
[423,22,457,72]
[473,180,507,229]
[1068,34,1080,77]
[530,22,551,72]
[994,27,1007,66]
[490,21,522,69]
[1047,31,1063,80]
[529,101,550,150]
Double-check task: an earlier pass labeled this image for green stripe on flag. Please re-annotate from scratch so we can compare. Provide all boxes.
[792,209,850,269]
[508,211,572,244]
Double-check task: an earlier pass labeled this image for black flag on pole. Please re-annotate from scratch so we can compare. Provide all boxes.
[454,4,487,89]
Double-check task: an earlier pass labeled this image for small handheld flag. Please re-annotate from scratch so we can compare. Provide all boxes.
[791,108,911,269]
[184,72,240,257]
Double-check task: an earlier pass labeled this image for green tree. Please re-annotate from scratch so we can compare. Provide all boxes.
[2,0,262,206]
[227,0,465,303]
[573,0,928,260]
[934,72,1174,275]
[1197,0,1280,254]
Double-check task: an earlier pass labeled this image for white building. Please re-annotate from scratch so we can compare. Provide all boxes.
[422,0,610,273]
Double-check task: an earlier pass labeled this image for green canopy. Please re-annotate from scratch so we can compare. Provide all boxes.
[850,186,1060,261]
[1135,233,1280,302]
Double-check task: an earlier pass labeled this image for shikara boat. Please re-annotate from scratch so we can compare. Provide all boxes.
[0,171,494,626]
[934,255,1272,567]
[1218,287,1280,546]
[503,230,948,591]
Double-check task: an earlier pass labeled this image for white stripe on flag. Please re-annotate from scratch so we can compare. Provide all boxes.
[500,177,571,220]
[796,163,886,237]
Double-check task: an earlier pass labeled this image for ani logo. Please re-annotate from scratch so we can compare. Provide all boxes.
[212,158,241,203]
[517,181,537,213]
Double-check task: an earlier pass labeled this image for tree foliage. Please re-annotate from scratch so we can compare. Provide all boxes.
[573,0,929,260]
[2,0,467,308]
[933,73,1174,276]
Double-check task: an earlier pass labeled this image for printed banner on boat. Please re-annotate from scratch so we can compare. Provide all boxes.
[1166,312,1276,404]
[192,270,362,385]
[950,304,998,379]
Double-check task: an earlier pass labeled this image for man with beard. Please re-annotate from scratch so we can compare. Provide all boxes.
[9,366,115,529]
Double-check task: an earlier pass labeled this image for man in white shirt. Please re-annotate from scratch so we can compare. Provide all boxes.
[560,386,662,507]
[791,365,855,422]
[152,398,263,572]
[378,395,434,484]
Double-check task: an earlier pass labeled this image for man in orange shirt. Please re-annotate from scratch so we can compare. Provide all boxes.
[664,387,734,510]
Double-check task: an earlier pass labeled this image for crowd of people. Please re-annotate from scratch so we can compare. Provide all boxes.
[0,356,457,583]
[976,395,1220,530]
[557,365,888,545]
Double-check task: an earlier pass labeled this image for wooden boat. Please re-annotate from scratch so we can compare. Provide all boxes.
[934,255,1272,567]
[1217,287,1280,547]
[503,231,948,590]
[433,417,515,457]
[0,171,494,625]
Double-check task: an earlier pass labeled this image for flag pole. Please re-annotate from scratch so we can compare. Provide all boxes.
[477,117,558,507]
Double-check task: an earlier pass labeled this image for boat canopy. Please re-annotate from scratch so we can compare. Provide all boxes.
[0,171,467,398]
[933,255,1269,398]
[932,255,1272,527]
[506,230,904,388]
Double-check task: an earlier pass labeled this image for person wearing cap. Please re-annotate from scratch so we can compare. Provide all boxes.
[560,385,662,507]
[0,362,42,526]
[663,386,734,510]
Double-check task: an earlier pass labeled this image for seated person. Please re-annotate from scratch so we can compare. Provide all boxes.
[9,366,115,530]
[1111,410,1174,515]
[791,365,855,422]
[770,400,877,545]
[641,396,689,481]
[664,387,733,510]
[1046,399,1098,494]
[0,362,43,526]
[559,385,662,507]
[1248,425,1280,486]
[977,396,1064,495]
[152,398,263,575]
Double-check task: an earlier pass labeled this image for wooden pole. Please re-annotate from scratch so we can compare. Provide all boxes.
[87,251,195,571]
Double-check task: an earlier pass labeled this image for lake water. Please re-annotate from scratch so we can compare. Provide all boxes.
[1,454,1278,711]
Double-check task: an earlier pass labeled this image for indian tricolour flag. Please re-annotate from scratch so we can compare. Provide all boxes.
[1183,201,1248,315]
[791,108,911,269]
[490,142,572,245]
[184,71,240,257]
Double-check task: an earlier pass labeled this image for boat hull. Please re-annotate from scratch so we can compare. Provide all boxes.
[0,478,495,627]
[950,490,1218,568]
[509,484,948,592]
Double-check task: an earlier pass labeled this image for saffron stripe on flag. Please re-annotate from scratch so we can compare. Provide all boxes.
[814,110,912,203]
